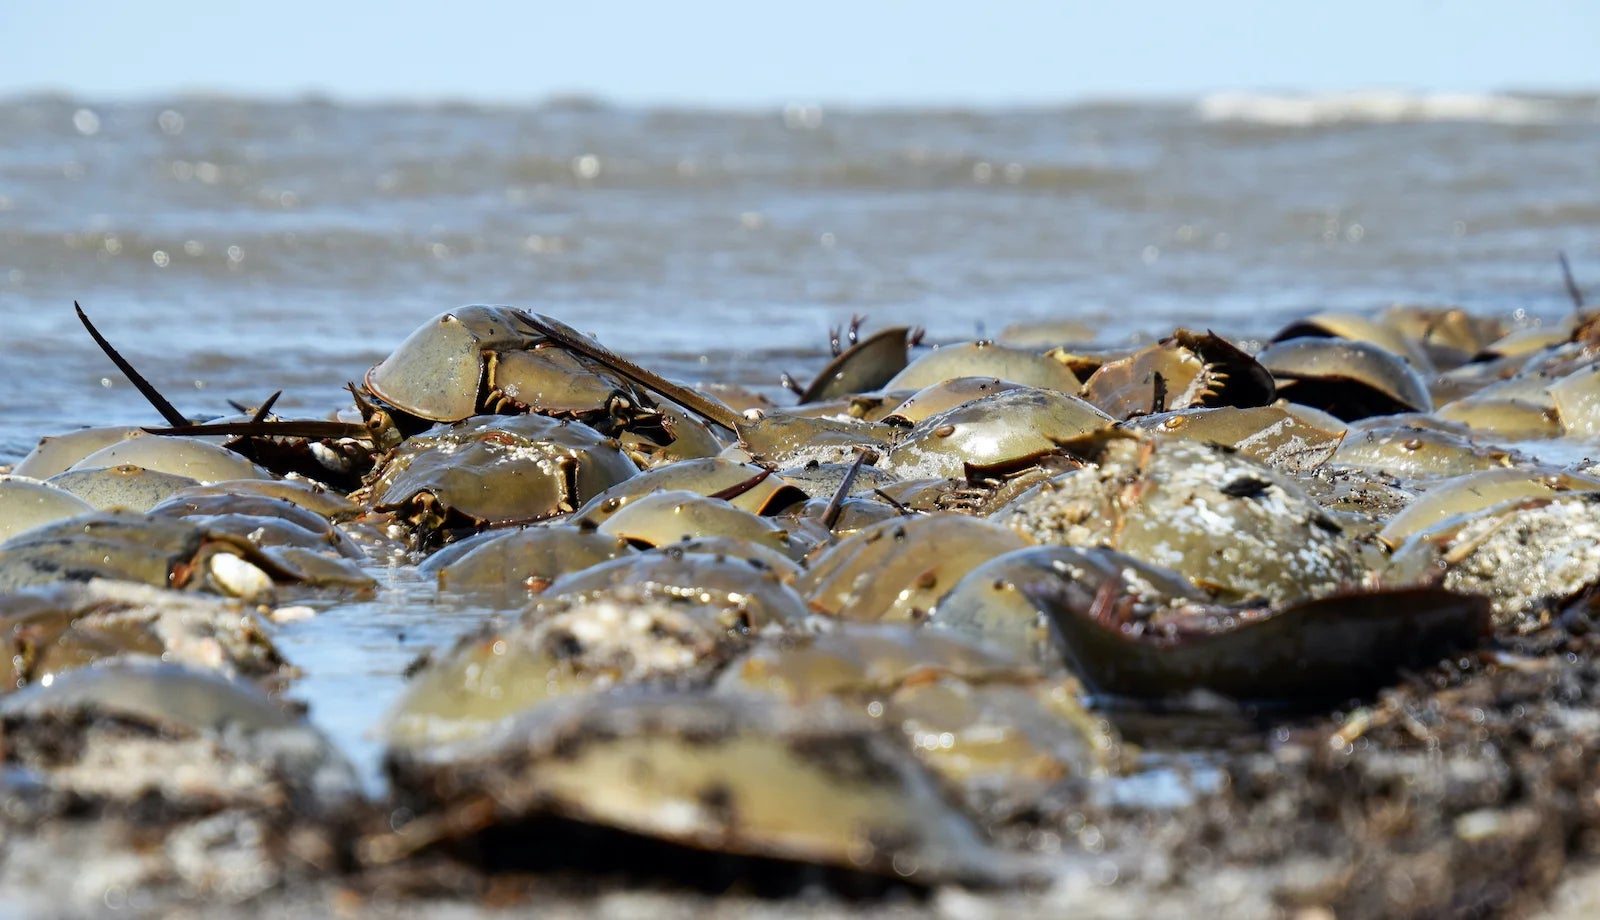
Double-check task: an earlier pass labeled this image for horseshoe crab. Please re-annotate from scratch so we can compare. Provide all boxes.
[586,489,805,559]
[1387,493,1600,632]
[993,432,1362,606]
[1272,311,1436,373]
[147,490,375,592]
[166,477,361,521]
[10,426,151,480]
[1378,467,1600,549]
[365,305,659,435]
[718,625,1121,803]
[418,525,635,600]
[570,458,808,526]
[882,377,1028,426]
[0,660,360,817]
[1329,421,1521,482]
[1015,546,1489,703]
[1257,337,1432,421]
[884,340,1082,394]
[773,457,902,501]
[541,548,811,629]
[358,413,638,546]
[510,312,920,475]
[1080,330,1274,420]
[931,544,1205,666]
[794,513,1032,622]
[389,547,810,747]
[717,624,1027,701]
[378,692,1015,886]
[46,463,201,512]
[386,584,769,747]
[882,387,1113,481]
[1380,303,1507,368]
[1121,405,1346,474]
[66,434,275,484]
[0,579,287,689]
[0,476,95,541]
[0,511,316,601]
[792,323,917,403]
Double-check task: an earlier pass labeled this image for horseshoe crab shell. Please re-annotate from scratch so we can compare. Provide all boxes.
[385,578,773,748]
[361,414,638,542]
[885,341,1082,393]
[883,387,1113,480]
[932,544,1206,665]
[795,513,1033,622]
[1122,405,1346,474]
[68,435,274,484]
[379,692,1017,886]
[1272,311,1436,372]
[0,476,95,542]
[883,377,1028,426]
[365,305,530,423]
[1081,330,1274,419]
[993,433,1362,607]
[0,661,360,816]
[1017,552,1489,703]
[572,458,807,526]
[418,525,635,599]
[1257,337,1432,421]
[1388,493,1600,632]
[798,325,915,402]
[0,579,287,689]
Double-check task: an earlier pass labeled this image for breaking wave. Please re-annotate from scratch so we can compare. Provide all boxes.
[1195,90,1597,126]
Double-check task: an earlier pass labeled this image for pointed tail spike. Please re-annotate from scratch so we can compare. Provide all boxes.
[1560,252,1585,311]
[75,301,189,428]
[510,309,745,431]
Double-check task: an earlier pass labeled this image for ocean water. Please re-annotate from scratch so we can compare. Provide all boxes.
[2,89,1599,782]
[4,90,1600,460]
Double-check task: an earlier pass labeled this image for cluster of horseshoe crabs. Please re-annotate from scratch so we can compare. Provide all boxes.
[11,293,1600,915]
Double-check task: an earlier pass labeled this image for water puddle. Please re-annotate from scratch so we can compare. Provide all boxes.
[271,565,506,794]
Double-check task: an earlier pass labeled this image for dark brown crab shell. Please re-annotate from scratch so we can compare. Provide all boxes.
[1081,329,1275,420]
[797,325,916,403]
[1016,549,1489,703]
[1257,337,1432,421]
[1271,310,1437,374]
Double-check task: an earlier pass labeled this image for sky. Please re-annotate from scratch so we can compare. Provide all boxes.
[0,1,1596,106]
